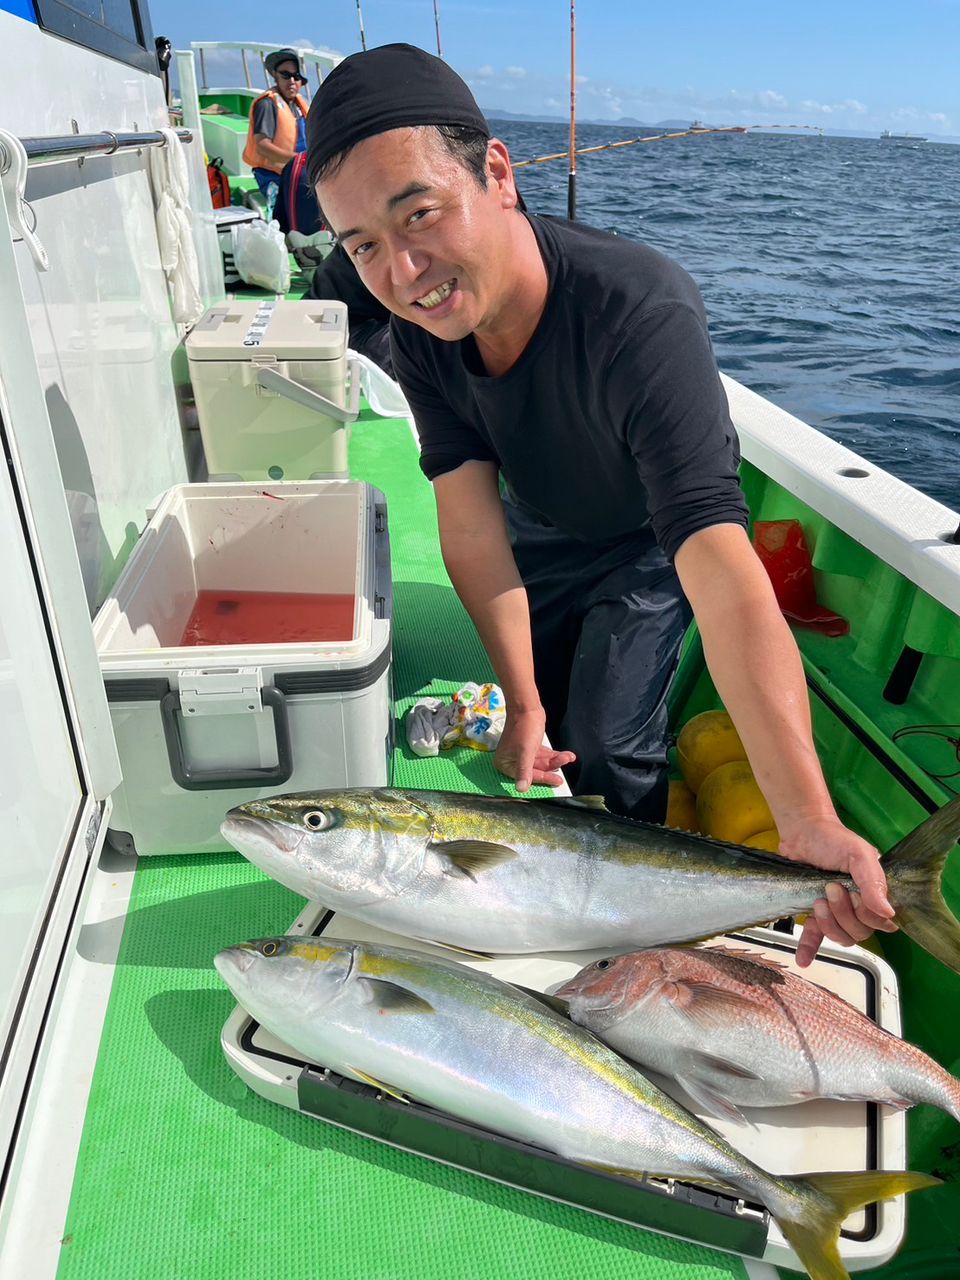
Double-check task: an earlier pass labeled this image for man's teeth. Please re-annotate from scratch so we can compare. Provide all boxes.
[416,280,455,310]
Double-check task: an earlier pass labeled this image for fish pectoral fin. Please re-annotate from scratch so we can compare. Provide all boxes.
[359,978,436,1015]
[431,839,518,880]
[667,980,753,1028]
[689,1050,762,1082]
[347,1065,410,1104]
[676,1072,751,1126]
[539,795,609,812]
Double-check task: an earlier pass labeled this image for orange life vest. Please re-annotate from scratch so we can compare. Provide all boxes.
[242,90,309,174]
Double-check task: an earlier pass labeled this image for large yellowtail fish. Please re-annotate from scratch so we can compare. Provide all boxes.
[556,945,960,1124]
[220,789,960,971]
[215,937,937,1280]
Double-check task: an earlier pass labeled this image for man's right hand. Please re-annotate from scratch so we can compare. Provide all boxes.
[495,706,576,792]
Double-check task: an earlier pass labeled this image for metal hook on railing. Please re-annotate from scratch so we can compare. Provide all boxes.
[0,127,48,271]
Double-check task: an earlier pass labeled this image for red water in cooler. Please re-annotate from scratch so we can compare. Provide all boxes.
[180,590,356,646]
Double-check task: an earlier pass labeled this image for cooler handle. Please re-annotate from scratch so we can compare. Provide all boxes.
[255,356,360,423]
[160,686,294,791]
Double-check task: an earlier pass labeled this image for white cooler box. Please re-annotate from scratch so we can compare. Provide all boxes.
[186,300,360,482]
[93,481,392,856]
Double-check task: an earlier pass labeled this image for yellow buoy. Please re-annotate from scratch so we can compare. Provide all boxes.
[696,760,775,845]
[743,827,780,853]
[676,710,748,794]
[665,779,699,832]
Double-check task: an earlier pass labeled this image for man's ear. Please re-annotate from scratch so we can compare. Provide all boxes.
[487,139,520,210]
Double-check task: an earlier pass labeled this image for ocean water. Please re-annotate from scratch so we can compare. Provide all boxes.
[499,122,959,511]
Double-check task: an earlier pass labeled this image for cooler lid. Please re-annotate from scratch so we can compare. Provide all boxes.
[212,206,262,229]
[186,300,347,361]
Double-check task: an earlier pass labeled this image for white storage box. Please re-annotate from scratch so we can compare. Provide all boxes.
[93,481,391,856]
[186,300,359,482]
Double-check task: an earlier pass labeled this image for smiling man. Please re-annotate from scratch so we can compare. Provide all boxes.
[305,43,895,966]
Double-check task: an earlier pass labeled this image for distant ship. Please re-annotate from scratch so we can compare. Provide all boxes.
[879,129,927,143]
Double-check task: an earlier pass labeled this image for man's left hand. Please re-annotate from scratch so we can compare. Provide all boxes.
[777,816,898,967]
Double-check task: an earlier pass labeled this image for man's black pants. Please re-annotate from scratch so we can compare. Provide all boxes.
[504,496,692,823]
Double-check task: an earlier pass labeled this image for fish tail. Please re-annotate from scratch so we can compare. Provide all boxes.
[775,1171,940,1280]
[883,794,960,976]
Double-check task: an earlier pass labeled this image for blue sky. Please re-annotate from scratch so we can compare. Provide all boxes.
[154,0,960,135]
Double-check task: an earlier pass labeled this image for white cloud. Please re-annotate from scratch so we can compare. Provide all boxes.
[505,65,527,78]
[544,97,562,109]
[756,89,788,110]
[475,64,495,78]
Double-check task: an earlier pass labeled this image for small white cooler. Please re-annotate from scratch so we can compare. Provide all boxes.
[186,300,360,482]
[93,480,391,856]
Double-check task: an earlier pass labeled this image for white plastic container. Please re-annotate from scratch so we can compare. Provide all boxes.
[93,481,391,856]
[186,300,359,481]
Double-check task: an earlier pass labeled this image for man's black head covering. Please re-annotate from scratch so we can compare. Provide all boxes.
[306,43,490,185]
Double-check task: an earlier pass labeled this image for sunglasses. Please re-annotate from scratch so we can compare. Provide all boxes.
[275,69,306,82]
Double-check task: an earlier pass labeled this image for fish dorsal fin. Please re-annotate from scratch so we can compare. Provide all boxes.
[359,978,435,1015]
[347,1065,410,1103]
[540,795,609,812]
[431,839,518,880]
[663,979,751,1028]
[516,985,570,1018]
[701,945,790,972]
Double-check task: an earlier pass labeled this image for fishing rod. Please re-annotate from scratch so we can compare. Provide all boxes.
[355,0,367,51]
[433,0,443,58]
[568,0,576,219]
[514,121,824,170]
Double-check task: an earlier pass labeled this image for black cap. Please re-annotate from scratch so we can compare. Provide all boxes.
[265,48,305,79]
[306,43,490,185]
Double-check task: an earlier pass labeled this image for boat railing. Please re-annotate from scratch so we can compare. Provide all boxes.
[190,40,342,95]
[0,127,193,171]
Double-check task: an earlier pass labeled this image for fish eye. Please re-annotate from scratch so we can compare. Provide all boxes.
[303,809,333,831]
[595,958,612,970]
[261,941,280,956]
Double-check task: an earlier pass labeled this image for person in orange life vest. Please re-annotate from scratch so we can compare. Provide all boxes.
[243,48,309,197]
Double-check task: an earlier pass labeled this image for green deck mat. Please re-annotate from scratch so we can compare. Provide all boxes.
[55,413,749,1280]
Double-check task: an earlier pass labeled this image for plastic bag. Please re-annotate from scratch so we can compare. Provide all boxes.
[231,218,290,294]
[349,348,411,418]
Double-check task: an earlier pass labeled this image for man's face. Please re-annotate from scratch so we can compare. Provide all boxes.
[273,61,302,102]
[316,127,519,343]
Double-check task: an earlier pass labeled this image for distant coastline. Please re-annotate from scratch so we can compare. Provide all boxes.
[483,107,959,144]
